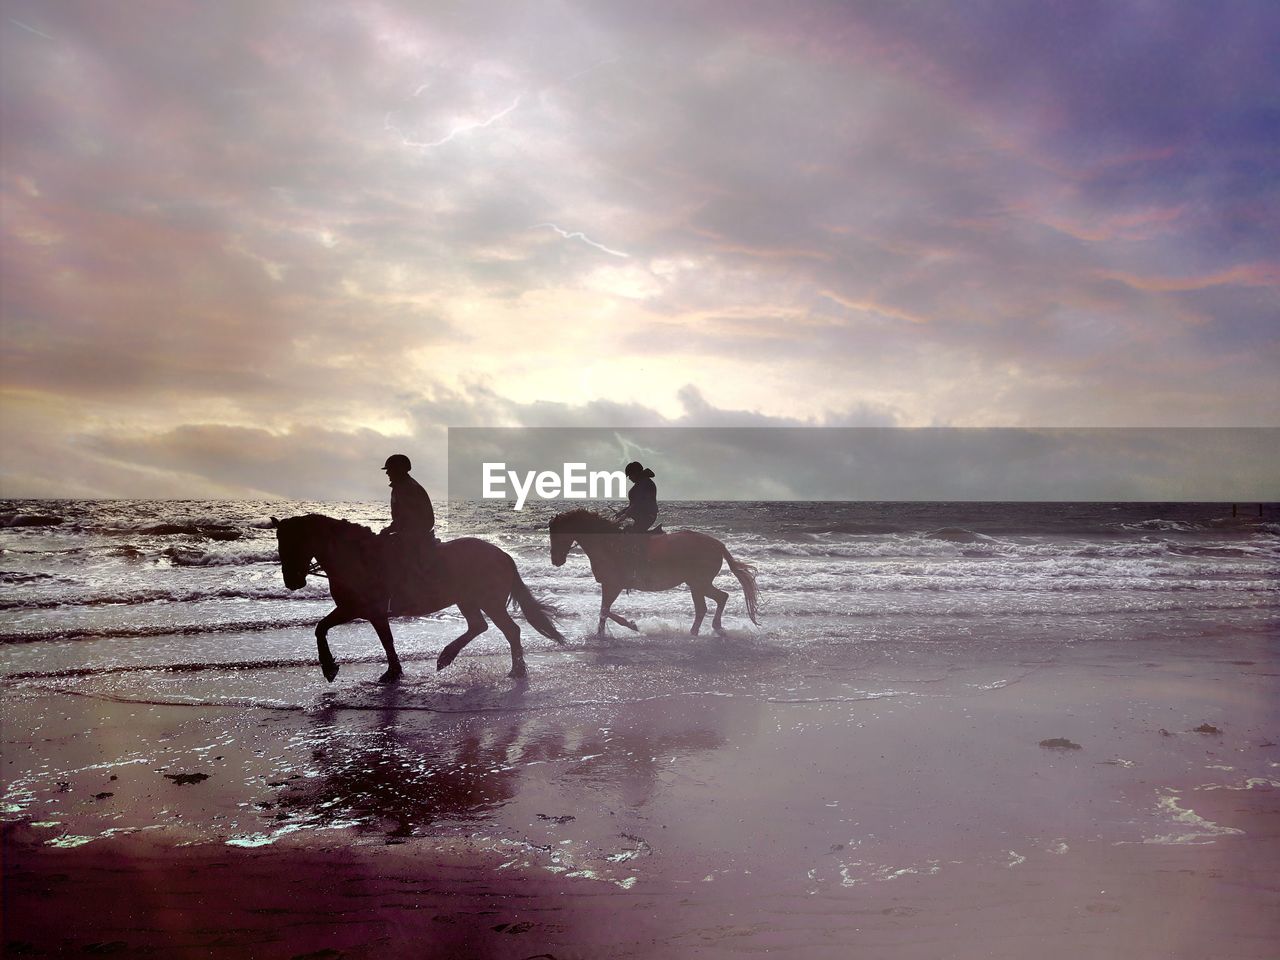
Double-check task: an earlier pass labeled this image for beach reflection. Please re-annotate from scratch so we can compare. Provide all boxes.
[256,687,728,855]
[261,693,525,842]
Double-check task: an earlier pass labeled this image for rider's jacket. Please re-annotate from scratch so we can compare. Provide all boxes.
[387,473,435,537]
[626,476,658,531]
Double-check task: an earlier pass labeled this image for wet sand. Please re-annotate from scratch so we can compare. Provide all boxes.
[4,635,1279,958]
[6,817,1279,960]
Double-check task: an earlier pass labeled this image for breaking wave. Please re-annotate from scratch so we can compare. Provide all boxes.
[161,544,280,567]
[1,513,65,528]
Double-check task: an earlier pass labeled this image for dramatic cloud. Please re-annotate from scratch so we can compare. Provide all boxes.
[1,1,1276,498]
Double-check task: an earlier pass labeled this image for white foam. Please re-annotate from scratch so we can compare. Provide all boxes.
[1143,792,1245,845]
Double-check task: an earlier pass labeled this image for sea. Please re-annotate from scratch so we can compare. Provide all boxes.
[2,499,1278,865]
[2,499,1277,696]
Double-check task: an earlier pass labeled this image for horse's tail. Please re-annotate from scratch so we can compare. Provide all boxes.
[509,568,567,644]
[722,545,760,625]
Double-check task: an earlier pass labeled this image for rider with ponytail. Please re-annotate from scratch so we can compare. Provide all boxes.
[616,461,658,533]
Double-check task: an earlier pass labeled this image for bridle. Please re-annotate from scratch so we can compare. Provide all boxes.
[275,516,330,583]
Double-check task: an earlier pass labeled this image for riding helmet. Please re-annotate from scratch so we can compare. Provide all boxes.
[382,454,412,473]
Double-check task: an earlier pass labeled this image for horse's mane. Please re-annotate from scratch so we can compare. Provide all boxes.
[301,513,377,542]
[550,508,619,533]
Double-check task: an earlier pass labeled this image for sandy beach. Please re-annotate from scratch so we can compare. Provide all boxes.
[5,629,1278,958]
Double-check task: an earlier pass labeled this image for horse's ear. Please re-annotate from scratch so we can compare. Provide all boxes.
[270,516,280,528]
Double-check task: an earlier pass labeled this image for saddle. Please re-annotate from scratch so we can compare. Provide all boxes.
[380,533,442,615]
[621,526,666,587]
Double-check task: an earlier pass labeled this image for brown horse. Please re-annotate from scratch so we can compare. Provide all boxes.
[548,509,760,636]
[273,514,564,682]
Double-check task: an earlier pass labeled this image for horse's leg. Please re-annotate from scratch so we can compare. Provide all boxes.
[608,611,639,632]
[707,585,730,635]
[689,585,708,636]
[315,608,355,682]
[486,604,527,679]
[596,582,623,636]
[369,614,402,684]
[437,603,488,672]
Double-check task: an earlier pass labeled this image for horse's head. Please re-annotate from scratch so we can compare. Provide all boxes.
[271,515,312,590]
[549,509,618,566]
[548,512,574,566]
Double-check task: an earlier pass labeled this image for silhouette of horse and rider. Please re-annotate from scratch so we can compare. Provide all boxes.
[272,456,759,683]
[552,461,759,636]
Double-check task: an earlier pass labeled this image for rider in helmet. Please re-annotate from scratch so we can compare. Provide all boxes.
[379,454,436,611]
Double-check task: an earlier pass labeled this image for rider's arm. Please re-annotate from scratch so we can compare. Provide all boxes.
[382,489,400,535]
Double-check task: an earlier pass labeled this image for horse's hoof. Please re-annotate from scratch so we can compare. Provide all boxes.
[690,627,701,636]
[621,619,639,632]
[377,667,403,684]
[436,649,457,672]
[508,664,527,679]
[713,626,726,637]
[321,661,339,683]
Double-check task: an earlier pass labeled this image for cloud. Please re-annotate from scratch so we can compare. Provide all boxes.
[0,1,1276,498]
[1,383,899,498]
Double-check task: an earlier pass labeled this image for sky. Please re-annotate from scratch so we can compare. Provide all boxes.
[1,1,1277,500]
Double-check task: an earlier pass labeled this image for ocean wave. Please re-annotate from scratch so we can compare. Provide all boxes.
[86,522,244,540]
[754,535,1280,563]
[1168,543,1280,559]
[1121,519,1200,533]
[1116,517,1276,535]
[763,540,967,559]
[3,657,330,681]
[0,615,324,645]
[0,570,67,584]
[1,513,65,528]
[802,522,903,535]
[760,596,1276,618]
[0,582,326,611]
[161,543,279,567]
[925,527,997,544]
[764,571,1278,594]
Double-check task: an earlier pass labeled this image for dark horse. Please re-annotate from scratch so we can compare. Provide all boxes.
[272,514,564,682]
[548,509,760,636]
